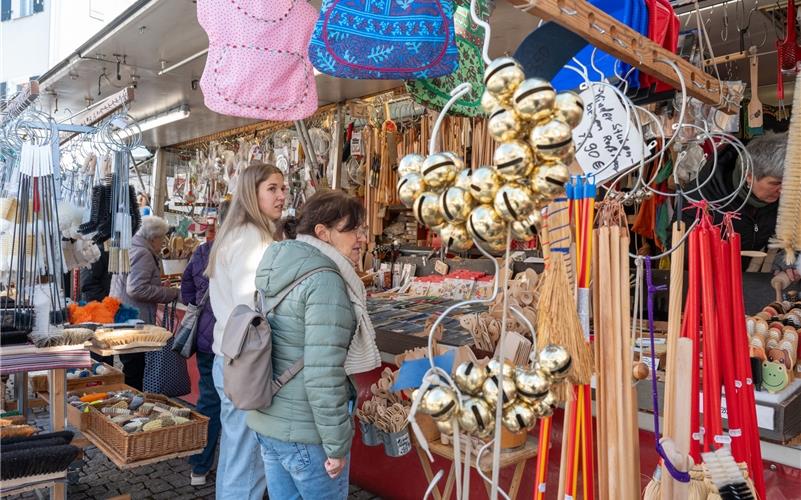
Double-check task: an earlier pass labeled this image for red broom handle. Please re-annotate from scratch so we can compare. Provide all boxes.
[699,224,724,451]
[581,383,595,500]
[534,417,552,500]
[685,227,702,462]
[712,237,746,460]
[729,233,767,500]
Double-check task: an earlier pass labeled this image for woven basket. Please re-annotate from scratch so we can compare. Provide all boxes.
[81,391,208,463]
[31,363,123,394]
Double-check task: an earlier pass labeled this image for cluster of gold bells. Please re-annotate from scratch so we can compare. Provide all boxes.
[396,56,584,252]
[415,345,571,437]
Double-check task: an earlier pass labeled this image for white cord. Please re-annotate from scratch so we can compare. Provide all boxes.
[429,83,473,155]
[469,0,492,65]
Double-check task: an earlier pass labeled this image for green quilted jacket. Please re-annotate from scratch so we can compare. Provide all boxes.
[246,240,356,458]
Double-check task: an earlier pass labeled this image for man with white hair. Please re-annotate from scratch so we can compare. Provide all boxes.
[682,133,787,254]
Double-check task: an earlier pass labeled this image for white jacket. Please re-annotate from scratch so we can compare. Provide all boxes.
[209,223,272,357]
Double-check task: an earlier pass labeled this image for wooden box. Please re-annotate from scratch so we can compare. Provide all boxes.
[31,363,123,394]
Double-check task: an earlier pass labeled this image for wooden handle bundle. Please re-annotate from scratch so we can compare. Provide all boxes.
[594,205,640,500]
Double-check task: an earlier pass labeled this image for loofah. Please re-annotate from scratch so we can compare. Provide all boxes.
[111,400,129,409]
[111,415,134,425]
[173,416,190,425]
[101,407,132,416]
[137,403,155,416]
[168,407,190,418]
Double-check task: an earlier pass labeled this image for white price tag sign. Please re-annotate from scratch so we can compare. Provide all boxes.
[573,84,647,182]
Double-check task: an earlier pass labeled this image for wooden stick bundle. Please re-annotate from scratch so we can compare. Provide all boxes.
[594,204,640,500]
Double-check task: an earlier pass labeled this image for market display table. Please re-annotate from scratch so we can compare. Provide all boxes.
[416,437,539,500]
[0,344,90,500]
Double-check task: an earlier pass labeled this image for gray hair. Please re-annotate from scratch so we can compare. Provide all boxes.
[137,216,169,240]
[738,133,788,179]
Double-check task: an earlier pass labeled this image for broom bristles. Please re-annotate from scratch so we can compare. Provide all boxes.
[773,72,801,257]
[536,252,593,385]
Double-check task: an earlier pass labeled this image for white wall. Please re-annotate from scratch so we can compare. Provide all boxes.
[48,0,137,65]
[0,0,51,88]
[0,0,136,92]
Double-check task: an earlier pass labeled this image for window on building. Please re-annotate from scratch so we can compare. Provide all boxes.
[1,0,11,21]
[9,0,40,19]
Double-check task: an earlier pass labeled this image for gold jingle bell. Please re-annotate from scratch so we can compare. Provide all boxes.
[487,359,516,379]
[531,162,570,199]
[532,399,555,418]
[397,173,425,208]
[440,186,474,223]
[454,168,473,192]
[514,368,551,404]
[483,57,526,101]
[469,166,501,205]
[494,184,535,222]
[493,140,534,181]
[458,397,495,435]
[553,91,585,128]
[511,210,543,242]
[436,419,454,435]
[488,107,523,143]
[420,385,460,421]
[502,401,537,433]
[467,205,506,244]
[481,89,501,114]
[529,119,574,163]
[413,192,445,228]
[537,344,573,380]
[454,361,488,396]
[442,152,466,173]
[512,78,556,123]
[439,223,473,253]
[482,237,508,255]
[482,374,517,409]
[398,153,425,177]
[422,153,459,190]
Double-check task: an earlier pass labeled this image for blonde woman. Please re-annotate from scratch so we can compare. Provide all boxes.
[206,164,285,500]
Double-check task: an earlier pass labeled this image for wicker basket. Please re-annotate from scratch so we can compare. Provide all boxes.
[31,363,123,394]
[83,392,208,464]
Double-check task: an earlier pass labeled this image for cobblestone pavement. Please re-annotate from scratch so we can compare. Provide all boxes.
[6,408,381,500]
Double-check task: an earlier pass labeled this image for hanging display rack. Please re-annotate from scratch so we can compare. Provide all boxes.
[506,0,739,113]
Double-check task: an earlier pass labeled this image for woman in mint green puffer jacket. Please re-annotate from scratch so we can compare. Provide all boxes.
[248,191,372,500]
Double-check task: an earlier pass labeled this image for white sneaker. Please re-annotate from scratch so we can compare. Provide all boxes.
[190,472,207,486]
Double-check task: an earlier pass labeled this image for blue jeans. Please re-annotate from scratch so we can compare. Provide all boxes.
[256,434,350,500]
[188,352,221,475]
[212,355,267,500]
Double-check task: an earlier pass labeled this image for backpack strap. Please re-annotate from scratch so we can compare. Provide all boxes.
[258,267,342,390]
[270,358,305,394]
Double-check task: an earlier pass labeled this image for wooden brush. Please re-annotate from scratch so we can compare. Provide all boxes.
[771,71,801,265]
[92,326,171,349]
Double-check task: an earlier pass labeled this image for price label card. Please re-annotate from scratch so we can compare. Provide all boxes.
[434,260,449,275]
[573,84,649,182]
[351,131,363,156]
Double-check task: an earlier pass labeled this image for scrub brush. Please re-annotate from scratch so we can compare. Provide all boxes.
[771,72,801,265]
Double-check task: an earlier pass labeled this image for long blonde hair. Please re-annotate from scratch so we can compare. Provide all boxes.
[206,163,283,277]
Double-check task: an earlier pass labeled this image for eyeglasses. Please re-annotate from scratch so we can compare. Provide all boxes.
[335,225,369,237]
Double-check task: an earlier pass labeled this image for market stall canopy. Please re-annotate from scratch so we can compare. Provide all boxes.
[33,0,537,149]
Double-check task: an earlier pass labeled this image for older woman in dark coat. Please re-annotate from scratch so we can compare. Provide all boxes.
[181,241,221,486]
[110,216,179,389]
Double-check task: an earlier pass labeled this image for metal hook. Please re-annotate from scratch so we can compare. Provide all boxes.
[721,0,730,41]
